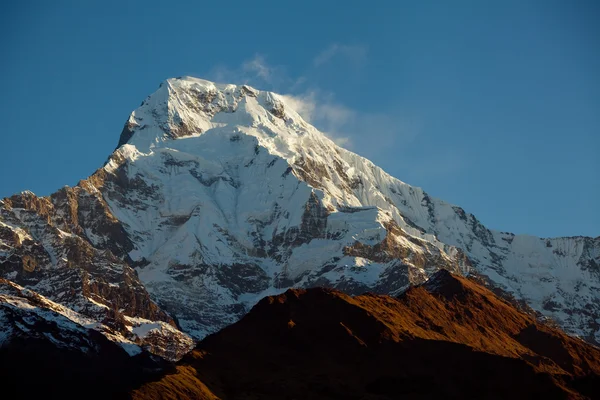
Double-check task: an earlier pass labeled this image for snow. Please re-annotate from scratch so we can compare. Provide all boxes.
[93,76,600,342]
[0,279,147,355]
[131,322,162,338]
[0,220,33,243]
[85,296,110,309]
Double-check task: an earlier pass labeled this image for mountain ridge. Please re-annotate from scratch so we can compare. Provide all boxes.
[132,269,600,399]
[0,76,598,359]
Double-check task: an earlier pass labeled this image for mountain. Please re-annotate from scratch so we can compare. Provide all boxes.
[132,270,600,399]
[0,191,193,360]
[0,76,598,358]
[0,278,172,399]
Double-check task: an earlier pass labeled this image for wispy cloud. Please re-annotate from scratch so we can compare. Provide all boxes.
[280,89,420,153]
[242,54,271,80]
[207,54,291,90]
[204,49,424,162]
[280,91,355,146]
[279,91,348,127]
[313,43,368,67]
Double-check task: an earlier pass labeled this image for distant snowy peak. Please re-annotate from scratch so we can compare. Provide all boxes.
[109,76,426,231]
[98,76,599,344]
[1,75,598,358]
[116,76,316,154]
[112,76,381,202]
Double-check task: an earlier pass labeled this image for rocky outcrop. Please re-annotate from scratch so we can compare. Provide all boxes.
[0,190,193,360]
[0,278,173,400]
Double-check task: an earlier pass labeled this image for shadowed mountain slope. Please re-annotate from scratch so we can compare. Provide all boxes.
[132,270,600,400]
[0,277,171,399]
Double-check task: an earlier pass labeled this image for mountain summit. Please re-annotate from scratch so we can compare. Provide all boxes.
[1,77,598,357]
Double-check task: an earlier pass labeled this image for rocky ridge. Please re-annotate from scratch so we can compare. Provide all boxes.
[0,185,193,360]
[132,270,600,399]
[0,276,171,399]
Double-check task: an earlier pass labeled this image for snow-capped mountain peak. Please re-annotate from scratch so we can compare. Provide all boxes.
[117,77,317,154]
[1,76,598,356]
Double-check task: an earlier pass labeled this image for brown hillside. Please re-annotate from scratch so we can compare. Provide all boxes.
[132,270,600,399]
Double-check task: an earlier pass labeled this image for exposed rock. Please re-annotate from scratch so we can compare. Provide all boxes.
[0,190,192,360]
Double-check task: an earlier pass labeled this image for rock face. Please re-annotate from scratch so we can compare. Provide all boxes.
[1,76,599,353]
[0,187,193,361]
[132,270,600,400]
[0,278,173,400]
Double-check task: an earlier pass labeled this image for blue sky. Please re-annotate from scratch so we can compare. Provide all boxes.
[1,0,598,237]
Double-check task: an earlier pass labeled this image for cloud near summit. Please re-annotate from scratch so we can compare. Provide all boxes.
[313,43,368,67]
[205,46,417,155]
[279,91,353,146]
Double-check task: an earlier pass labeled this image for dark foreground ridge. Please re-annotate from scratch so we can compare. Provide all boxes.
[2,270,599,399]
[132,270,600,399]
[0,279,172,399]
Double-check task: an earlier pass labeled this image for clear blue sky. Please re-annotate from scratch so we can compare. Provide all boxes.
[1,0,598,238]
